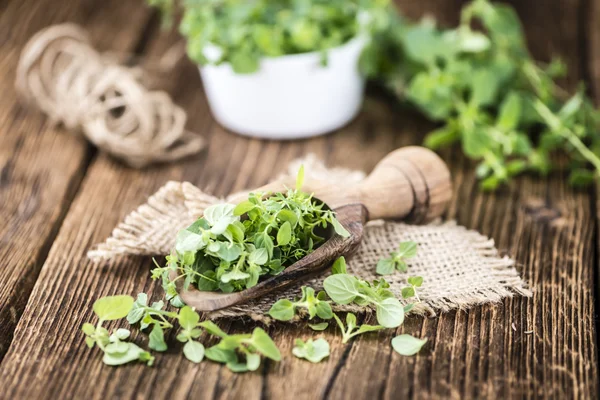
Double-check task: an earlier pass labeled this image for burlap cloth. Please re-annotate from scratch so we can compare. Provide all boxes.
[88,155,532,321]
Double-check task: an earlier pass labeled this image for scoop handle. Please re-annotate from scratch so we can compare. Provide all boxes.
[229,146,452,223]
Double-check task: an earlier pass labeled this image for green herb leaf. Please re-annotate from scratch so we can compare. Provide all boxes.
[315,301,333,320]
[234,201,255,216]
[250,328,281,361]
[205,346,237,364]
[82,323,95,335]
[277,221,292,246]
[178,306,200,331]
[308,322,329,331]
[93,295,134,321]
[330,217,350,238]
[175,230,205,254]
[401,286,415,299]
[323,275,360,304]
[183,340,205,363]
[331,256,347,275]
[268,299,296,321]
[199,321,227,338]
[376,297,405,328]
[407,276,423,287]
[497,92,521,131]
[292,338,330,363]
[391,334,427,356]
[397,242,417,258]
[376,258,395,275]
[149,324,168,352]
[102,343,154,366]
[246,353,261,371]
[296,165,305,191]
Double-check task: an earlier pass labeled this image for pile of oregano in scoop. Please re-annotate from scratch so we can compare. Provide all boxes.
[82,242,426,369]
[362,0,600,189]
[151,167,349,297]
[147,0,390,73]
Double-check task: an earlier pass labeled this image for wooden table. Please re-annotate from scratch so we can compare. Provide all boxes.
[0,0,598,398]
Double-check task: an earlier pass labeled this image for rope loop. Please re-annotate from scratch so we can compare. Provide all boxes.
[16,24,205,168]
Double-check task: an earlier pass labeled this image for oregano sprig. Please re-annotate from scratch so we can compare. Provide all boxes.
[363,0,600,189]
[401,276,423,302]
[323,269,404,328]
[268,286,333,321]
[204,327,281,372]
[332,313,385,344]
[82,295,155,366]
[376,241,417,275]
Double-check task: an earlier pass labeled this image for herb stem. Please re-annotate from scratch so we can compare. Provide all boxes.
[534,100,600,174]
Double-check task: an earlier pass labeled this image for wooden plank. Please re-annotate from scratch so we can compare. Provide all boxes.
[1,0,598,399]
[0,0,153,361]
[0,21,287,398]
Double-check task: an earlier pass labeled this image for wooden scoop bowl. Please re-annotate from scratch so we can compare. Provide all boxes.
[172,146,452,312]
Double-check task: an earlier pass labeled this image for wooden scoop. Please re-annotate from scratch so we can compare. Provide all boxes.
[172,146,452,312]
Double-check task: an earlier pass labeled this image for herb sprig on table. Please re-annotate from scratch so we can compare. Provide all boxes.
[363,0,600,189]
[154,167,349,294]
[83,294,281,370]
[292,338,330,363]
[82,243,427,369]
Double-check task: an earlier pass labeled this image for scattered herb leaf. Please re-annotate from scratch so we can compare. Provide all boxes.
[308,322,329,331]
[269,286,333,321]
[376,241,418,275]
[391,334,427,356]
[292,338,330,363]
[332,313,385,344]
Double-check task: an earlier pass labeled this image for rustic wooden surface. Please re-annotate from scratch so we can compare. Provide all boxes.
[0,0,598,399]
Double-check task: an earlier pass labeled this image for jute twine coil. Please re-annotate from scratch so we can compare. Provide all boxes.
[89,155,532,322]
[16,24,205,168]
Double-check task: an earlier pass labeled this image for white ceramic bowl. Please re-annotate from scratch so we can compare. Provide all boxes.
[199,36,367,140]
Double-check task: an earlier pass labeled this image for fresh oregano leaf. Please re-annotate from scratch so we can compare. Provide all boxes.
[397,241,418,258]
[407,276,423,287]
[308,322,329,331]
[292,338,330,363]
[277,221,292,246]
[376,258,396,275]
[330,217,350,238]
[246,352,261,371]
[250,328,281,361]
[331,256,347,275]
[391,334,427,356]
[323,275,360,304]
[296,165,305,190]
[102,343,154,366]
[178,306,200,331]
[93,295,134,321]
[183,340,205,363]
[401,286,415,299]
[149,324,168,352]
[268,299,296,321]
[375,297,405,328]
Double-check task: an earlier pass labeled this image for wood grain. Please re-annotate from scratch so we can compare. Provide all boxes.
[0,0,598,399]
[0,0,153,361]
